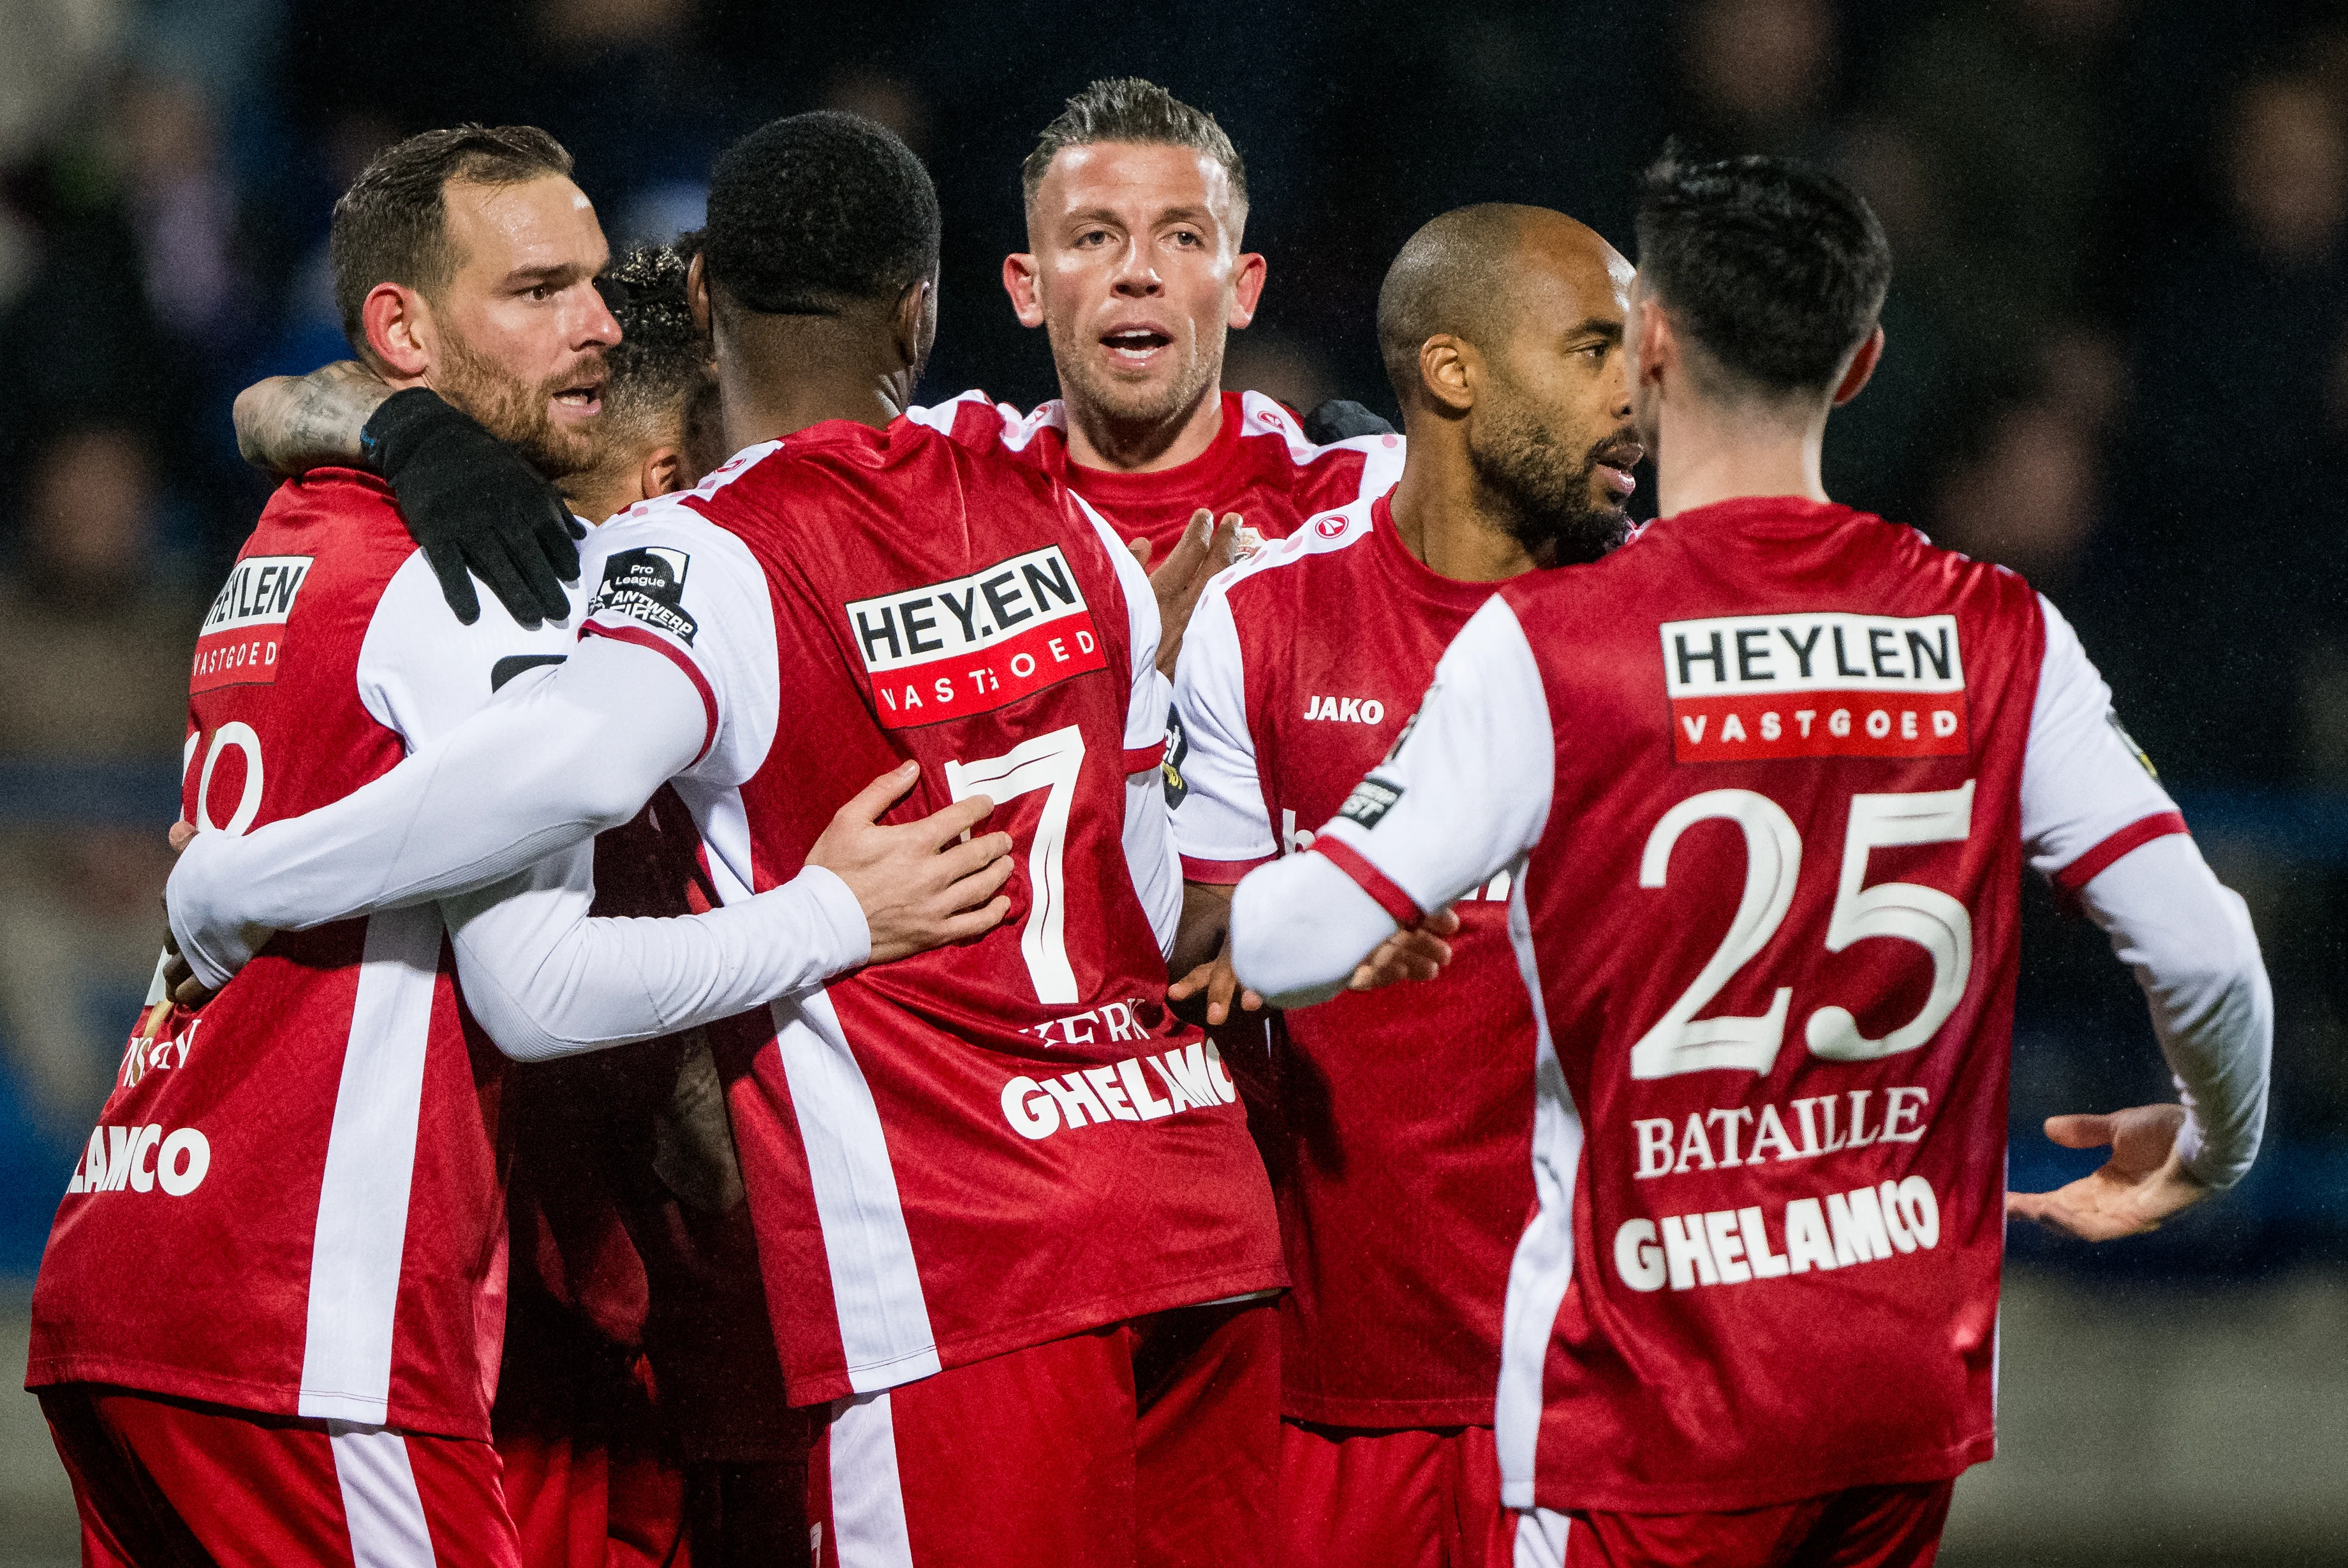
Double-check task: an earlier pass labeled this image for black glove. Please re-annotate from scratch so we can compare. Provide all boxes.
[360,387,584,627]
[1301,397,1397,445]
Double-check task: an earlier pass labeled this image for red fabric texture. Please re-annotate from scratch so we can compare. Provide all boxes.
[41,1384,520,1568]
[1564,1480,1954,1567]
[1278,1421,1514,1568]
[810,1300,1278,1568]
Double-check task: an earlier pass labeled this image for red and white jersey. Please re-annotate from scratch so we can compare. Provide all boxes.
[572,417,1283,1406]
[909,388,1405,559]
[1291,497,2183,1513]
[30,469,578,1439]
[1171,493,1535,1428]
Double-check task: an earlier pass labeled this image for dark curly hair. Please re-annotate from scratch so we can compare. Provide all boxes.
[1635,147,1890,401]
[596,240,707,434]
[702,112,940,316]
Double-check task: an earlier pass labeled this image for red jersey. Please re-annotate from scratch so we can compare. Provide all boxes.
[1170,494,1535,1428]
[30,470,579,1439]
[1290,498,2184,1512]
[911,389,1405,559]
[572,418,1283,1407]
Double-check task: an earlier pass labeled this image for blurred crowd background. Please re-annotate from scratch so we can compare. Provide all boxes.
[0,0,2345,1501]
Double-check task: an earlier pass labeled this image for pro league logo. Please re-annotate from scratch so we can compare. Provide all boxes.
[590,547,698,645]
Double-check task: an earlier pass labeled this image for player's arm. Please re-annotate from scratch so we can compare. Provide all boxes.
[234,362,580,627]
[2005,597,2272,1240]
[439,763,1010,1061]
[1230,595,1552,1008]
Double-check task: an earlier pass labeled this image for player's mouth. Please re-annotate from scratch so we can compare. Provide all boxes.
[1100,324,1174,372]
[550,381,605,422]
[1593,438,1644,498]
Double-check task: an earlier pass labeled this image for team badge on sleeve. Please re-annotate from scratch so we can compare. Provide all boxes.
[589,547,698,645]
[1660,612,1968,762]
[845,545,1108,729]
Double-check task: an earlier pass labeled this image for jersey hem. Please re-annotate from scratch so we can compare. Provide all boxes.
[1283,1391,1498,1428]
[22,1354,492,1443]
[1181,852,1274,884]
[1532,1430,1993,1514]
[786,1257,1287,1408]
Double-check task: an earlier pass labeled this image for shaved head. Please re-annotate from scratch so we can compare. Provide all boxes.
[1378,204,1623,406]
[1375,203,1639,566]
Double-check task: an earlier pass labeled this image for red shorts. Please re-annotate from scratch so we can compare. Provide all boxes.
[1278,1420,1517,1568]
[1563,1480,1955,1568]
[498,1428,690,1568]
[40,1384,520,1568]
[809,1299,1277,1568]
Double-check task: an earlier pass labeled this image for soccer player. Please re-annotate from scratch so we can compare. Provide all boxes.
[1167,203,1638,1568]
[164,112,1287,1567]
[1227,152,2272,1567]
[30,126,1006,1565]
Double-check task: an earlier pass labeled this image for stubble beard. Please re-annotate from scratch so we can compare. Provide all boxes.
[435,329,604,481]
[1468,396,1634,568]
[1053,318,1223,444]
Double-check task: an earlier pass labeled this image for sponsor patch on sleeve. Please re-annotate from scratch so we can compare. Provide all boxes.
[191,554,311,693]
[1659,612,1968,762]
[2108,713,2157,779]
[846,545,1108,729]
[1337,774,1404,829]
[1162,705,1190,808]
[589,547,698,645]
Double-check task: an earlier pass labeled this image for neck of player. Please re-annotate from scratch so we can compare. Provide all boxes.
[1651,392,1832,520]
[1062,375,1225,474]
[714,306,919,452]
[1384,445,1540,584]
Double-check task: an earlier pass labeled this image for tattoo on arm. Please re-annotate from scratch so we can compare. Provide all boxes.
[232,360,392,476]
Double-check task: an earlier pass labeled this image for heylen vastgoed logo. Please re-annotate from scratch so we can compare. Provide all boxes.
[1660,612,1968,763]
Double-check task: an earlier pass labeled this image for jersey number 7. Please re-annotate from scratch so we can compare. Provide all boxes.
[944,725,1087,1003]
[1628,781,1976,1081]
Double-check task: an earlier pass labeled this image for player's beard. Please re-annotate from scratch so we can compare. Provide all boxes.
[1056,319,1222,436]
[434,329,605,481]
[1468,396,1636,568]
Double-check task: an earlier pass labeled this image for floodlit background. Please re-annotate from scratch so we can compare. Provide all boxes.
[0,0,2344,1562]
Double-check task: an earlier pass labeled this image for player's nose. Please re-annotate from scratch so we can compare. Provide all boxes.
[1110,242,1162,295]
[574,279,623,348]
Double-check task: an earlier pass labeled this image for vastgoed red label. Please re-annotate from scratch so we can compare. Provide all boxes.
[846,545,1107,729]
[1660,612,1968,762]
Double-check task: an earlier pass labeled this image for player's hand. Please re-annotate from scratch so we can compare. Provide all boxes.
[1348,905,1461,993]
[2005,1104,2211,1241]
[156,820,219,1010]
[807,761,1017,965]
[1144,508,1248,679]
[1167,935,1264,1027]
[363,387,584,629]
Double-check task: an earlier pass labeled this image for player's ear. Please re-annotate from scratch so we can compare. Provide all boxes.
[686,251,712,337]
[892,276,936,369]
[362,283,432,380]
[1003,249,1045,328]
[1227,251,1267,330]
[1634,296,1676,393]
[1831,325,1885,408]
[639,444,688,499]
[1417,336,1475,415]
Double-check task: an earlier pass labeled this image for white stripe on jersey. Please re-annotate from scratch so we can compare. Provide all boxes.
[299,903,443,1424]
[827,1390,918,1567]
[776,991,941,1391]
[1496,862,1584,1513]
[328,1421,436,1568]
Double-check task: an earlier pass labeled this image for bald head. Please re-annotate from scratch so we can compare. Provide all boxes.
[1377,204,1627,410]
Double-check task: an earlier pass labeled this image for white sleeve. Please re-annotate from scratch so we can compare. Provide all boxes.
[1079,492,1183,957]
[2020,595,2270,1188]
[2019,595,2182,882]
[1169,578,1278,880]
[441,847,869,1061]
[2075,834,2271,1188]
[1232,595,1554,1006]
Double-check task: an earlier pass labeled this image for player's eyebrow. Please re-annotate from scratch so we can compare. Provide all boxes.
[503,260,594,290]
[1565,317,1625,344]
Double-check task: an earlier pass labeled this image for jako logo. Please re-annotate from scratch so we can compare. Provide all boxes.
[1304,695,1385,723]
[67,1125,210,1197]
